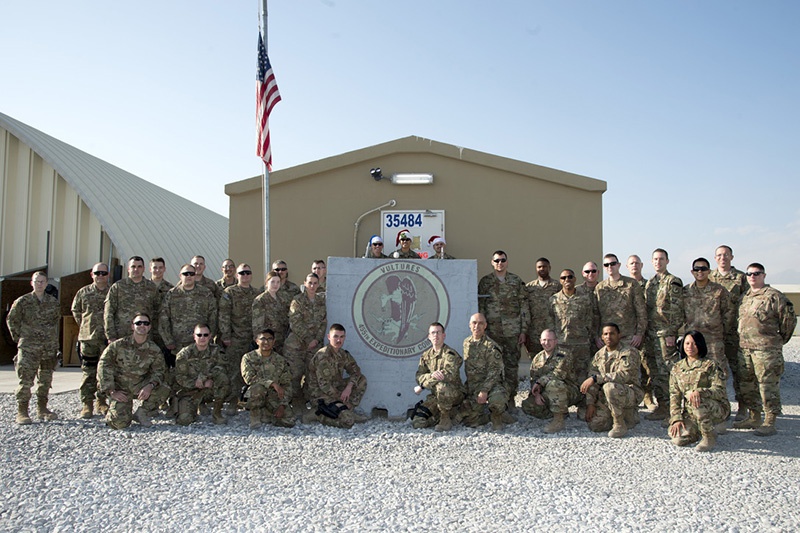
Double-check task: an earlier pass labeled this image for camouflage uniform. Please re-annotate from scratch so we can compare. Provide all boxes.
[97,336,170,429]
[709,267,748,405]
[525,279,562,354]
[584,345,643,433]
[478,272,530,404]
[594,275,647,345]
[428,252,456,260]
[7,291,60,404]
[196,274,222,300]
[364,252,389,259]
[241,348,294,426]
[549,289,600,382]
[392,249,421,259]
[413,343,465,427]
[283,293,327,406]
[521,350,580,418]
[150,279,174,351]
[737,286,796,415]
[643,272,684,406]
[462,335,507,426]
[104,278,159,341]
[173,343,230,425]
[279,280,301,300]
[668,357,730,444]
[71,283,110,404]
[216,277,236,292]
[306,345,367,428]
[158,284,217,351]
[683,281,734,375]
[251,291,292,353]
[218,285,260,403]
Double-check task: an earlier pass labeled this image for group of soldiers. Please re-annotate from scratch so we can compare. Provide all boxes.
[6,242,796,450]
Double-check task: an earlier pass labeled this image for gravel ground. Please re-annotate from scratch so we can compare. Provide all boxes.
[2,341,799,532]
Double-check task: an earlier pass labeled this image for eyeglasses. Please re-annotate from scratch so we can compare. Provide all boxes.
[93,271,109,276]
[692,266,710,272]
[492,258,507,263]
[560,275,575,280]
[745,271,764,277]
[584,269,598,274]
[274,267,288,272]
[603,261,618,267]
[181,272,196,277]
[194,332,210,337]
[133,320,151,326]
[238,270,252,276]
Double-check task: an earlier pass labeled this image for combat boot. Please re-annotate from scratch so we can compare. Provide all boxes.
[80,402,94,419]
[16,401,32,425]
[435,409,453,432]
[95,398,109,416]
[212,399,227,425]
[37,398,58,421]
[543,412,565,434]
[644,402,668,421]
[624,408,640,428]
[249,408,262,429]
[733,409,762,430]
[490,411,505,431]
[733,404,749,422]
[695,431,717,452]
[608,413,627,438]
[754,412,777,436]
[133,408,153,427]
[225,401,239,416]
[643,391,657,411]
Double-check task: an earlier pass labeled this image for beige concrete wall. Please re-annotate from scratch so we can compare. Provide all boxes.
[227,144,604,286]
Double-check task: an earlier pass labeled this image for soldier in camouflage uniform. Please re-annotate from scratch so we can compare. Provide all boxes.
[521,329,580,433]
[218,263,260,413]
[683,257,734,376]
[311,260,327,294]
[594,253,647,349]
[284,273,327,411]
[733,263,796,436]
[71,263,111,418]
[189,255,222,300]
[272,260,301,299]
[364,235,389,258]
[391,231,421,258]
[626,254,653,408]
[642,249,684,423]
[668,331,730,452]
[412,322,464,431]
[173,324,229,426]
[252,272,291,353]
[159,265,218,353]
[241,329,294,429]
[462,313,508,430]
[709,245,749,420]
[581,323,644,438]
[549,269,599,387]
[428,236,455,260]
[104,256,159,343]
[477,251,529,410]
[7,271,61,424]
[216,258,237,292]
[149,257,174,354]
[577,261,599,296]
[97,314,170,429]
[525,258,562,356]
[305,324,368,429]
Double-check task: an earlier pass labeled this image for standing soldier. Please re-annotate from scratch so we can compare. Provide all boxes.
[159,264,218,354]
[189,255,222,300]
[525,257,562,356]
[642,249,684,423]
[71,263,111,418]
[626,255,647,291]
[104,256,159,343]
[577,261,600,296]
[218,263,260,414]
[241,329,294,429]
[7,271,61,424]
[462,313,508,430]
[217,259,237,292]
[427,236,455,260]
[364,236,389,258]
[709,245,749,420]
[391,231,421,258]
[594,253,647,350]
[311,260,327,293]
[149,257,173,356]
[412,322,464,431]
[173,323,229,426]
[271,259,301,298]
[733,263,796,436]
[97,314,170,429]
[283,273,327,412]
[478,250,529,412]
[252,272,292,354]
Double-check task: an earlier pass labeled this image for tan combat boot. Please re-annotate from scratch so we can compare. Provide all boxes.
[132,408,153,427]
[695,431,717,452]
[644,402,668,421]
[37,398,58,421]
[754,412,777,436]
[80,402,94,419]
[95,398,109,416]
[733,404,748,422]
[490,411,505,431]
[643,391,657,411]
[608,413,628,438]
[16,401,32,425]
[733,409,762,430]
[543,412,565,434]
[212,399,227,425]
[249,408,262,429]
[435,409,453,432]
[624,408,640,428]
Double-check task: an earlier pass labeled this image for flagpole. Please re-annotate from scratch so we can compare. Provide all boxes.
[261,0,270,275]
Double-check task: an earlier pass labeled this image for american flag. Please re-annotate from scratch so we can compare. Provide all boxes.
[256,32,281,171]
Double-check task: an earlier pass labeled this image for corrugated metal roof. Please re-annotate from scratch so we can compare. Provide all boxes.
[0,112,228,282]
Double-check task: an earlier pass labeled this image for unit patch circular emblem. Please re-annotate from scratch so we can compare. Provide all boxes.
[353,261,450,358]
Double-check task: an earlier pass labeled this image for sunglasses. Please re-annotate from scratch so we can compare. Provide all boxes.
[238,270,252,276]
[745,271,764,277]
[584,269,598,274]
[692,266,710,272]
[560,275,575,280]
[194,333,210,337]
[603,261,618,267]
[181,272,196,277]
[133,320,151,326]
[372,243,383,246]
[93,271,109,276]
[492,258,507,263]
[274,267,288,272]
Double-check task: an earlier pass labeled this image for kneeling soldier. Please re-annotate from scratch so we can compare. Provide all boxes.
[241,329,294,429]
[462,313,508,430]
[173,324,230,426]
[412,322,465,431]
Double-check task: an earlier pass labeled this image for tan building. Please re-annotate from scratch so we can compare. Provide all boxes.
[226,136,606,285]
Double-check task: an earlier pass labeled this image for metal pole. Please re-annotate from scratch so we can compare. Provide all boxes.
[261,0,270,272]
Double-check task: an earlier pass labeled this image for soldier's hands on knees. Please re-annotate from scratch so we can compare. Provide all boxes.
[340,382,353,404]
[271,382,285,400]
[686,390,701,408]
[669,420,685,438]
[580,377,595,394]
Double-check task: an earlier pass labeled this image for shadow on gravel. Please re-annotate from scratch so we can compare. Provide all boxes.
[722,413,800,458]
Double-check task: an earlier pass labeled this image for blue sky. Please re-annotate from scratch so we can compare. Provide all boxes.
[2,1,798,281]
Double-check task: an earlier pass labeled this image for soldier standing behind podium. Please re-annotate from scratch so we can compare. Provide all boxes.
[413,322,464,431]
[462,313,508,430]
[478,250,529,411]
[71,263,111,419]
[428,236,455,260]
[7,271,61,425]
[392,231,421,259]
[364,236,389,258]
[104,256,159,343]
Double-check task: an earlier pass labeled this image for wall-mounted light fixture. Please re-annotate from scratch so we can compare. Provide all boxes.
[370,168,434,185]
